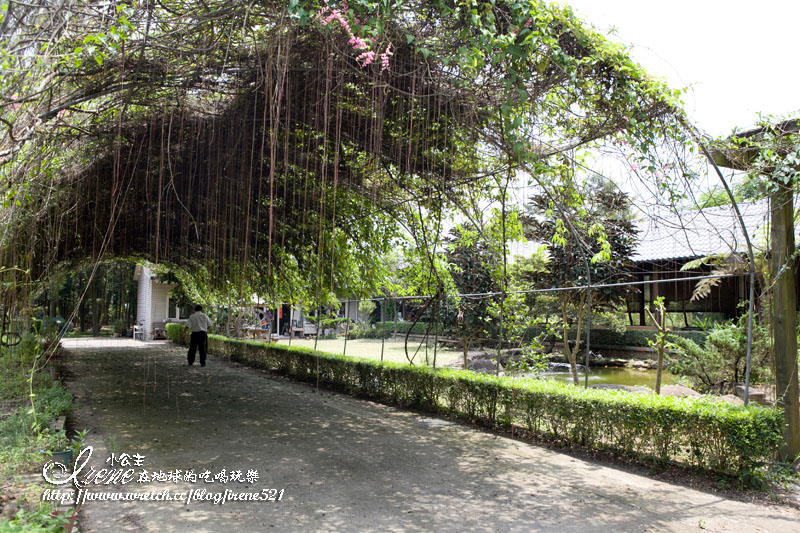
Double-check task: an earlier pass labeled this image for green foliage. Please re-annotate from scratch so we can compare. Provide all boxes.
[0,502,68,532]
[373,321,431,335]
[667,314,771,391]
[201,334,782,475]
[357,300,377,324]
[522,175,637,383]
[535,327,708,348]
[0,381,74,471]
[165,323,188,346]
[2,0,689,319]
[443,225,501,348]
[112,319,128,337]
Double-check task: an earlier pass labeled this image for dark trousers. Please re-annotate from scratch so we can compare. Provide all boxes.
[188,331,208,366]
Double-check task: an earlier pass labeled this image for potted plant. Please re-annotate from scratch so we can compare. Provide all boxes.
[40,430,72,467]
[48,507,78,533]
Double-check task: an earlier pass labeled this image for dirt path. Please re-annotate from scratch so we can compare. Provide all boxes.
[61,338,799,532]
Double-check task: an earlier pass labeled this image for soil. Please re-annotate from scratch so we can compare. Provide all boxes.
[59,338,800,532]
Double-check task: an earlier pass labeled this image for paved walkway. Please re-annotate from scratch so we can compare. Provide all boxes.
[61,338,799,532]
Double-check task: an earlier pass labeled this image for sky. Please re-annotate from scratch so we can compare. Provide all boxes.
[562,0,800,137]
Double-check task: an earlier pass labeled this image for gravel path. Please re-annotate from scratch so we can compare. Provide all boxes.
[61,338,800,532]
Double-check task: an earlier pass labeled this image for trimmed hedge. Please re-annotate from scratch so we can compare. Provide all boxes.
[170,333,782,475]
[373,321,433,335]
[368,322,709,347]
[525,327,708,347]
[165,323,188,345]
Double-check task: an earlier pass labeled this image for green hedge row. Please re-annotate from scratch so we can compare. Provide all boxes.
[369,322,708,347]
[527,327,708,348]
[169,332,782,475]
[373,321,434,335]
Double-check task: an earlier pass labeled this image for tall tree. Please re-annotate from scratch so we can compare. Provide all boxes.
[523,175,636,385]
[444,226,501,368]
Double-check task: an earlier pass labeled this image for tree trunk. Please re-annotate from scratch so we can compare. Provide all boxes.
[647,301,666,395]
[91,276,101,336]
[79,275,88,331]
[562,304,582,386]
[655,344,664,395]
[770,185,800,461]
[48,282,56,317]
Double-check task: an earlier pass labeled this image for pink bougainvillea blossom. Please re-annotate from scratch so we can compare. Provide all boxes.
[317,0,392,71]
[356,50,376,66]
[379,42,393,72]
[349,35,369,50]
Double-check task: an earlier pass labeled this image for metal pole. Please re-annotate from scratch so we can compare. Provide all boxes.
[496,293,503,376]
[343,301,350,355]
[380,297,386,362]
[432,299,439,369]
[584,266,591,389]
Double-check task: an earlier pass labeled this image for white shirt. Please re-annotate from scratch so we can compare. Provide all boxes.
[187,311,213,333]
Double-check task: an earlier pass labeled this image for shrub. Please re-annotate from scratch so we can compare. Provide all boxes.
[113,319,129,337]
[373,321,434,335]
[522,327,709,348]
[194,334,782,476]
[667,316,771,392]
[165,323,188,345]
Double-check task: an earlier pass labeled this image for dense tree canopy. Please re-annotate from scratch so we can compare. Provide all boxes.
[0,0,686,309]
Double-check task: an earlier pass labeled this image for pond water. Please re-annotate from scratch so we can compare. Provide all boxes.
[533,366,679,389]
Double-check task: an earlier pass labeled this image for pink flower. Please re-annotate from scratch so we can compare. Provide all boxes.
[317,1,392,72]
[379,42,393,72]
[524,18,532,28]
[356,50,376,66]
[349,36,368,50]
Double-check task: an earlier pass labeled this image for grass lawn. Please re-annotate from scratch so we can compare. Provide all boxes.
[65,328,114,338]
[272,337,464,367]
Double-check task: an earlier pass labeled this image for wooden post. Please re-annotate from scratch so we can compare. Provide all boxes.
[639,274,647,326]
[771,186,800,461]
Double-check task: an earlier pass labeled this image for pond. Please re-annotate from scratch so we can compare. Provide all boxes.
[534,365,679,389]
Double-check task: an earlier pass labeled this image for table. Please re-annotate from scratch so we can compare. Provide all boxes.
[243,327,269,339]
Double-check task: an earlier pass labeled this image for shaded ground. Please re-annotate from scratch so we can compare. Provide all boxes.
[60,338,800,532]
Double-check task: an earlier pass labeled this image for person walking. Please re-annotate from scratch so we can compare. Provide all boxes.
[186,305,213,366]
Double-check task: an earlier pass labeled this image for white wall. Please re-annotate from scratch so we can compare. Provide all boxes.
[342,300,369,323]
[136,266,153,340]
[150,282,171,324]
